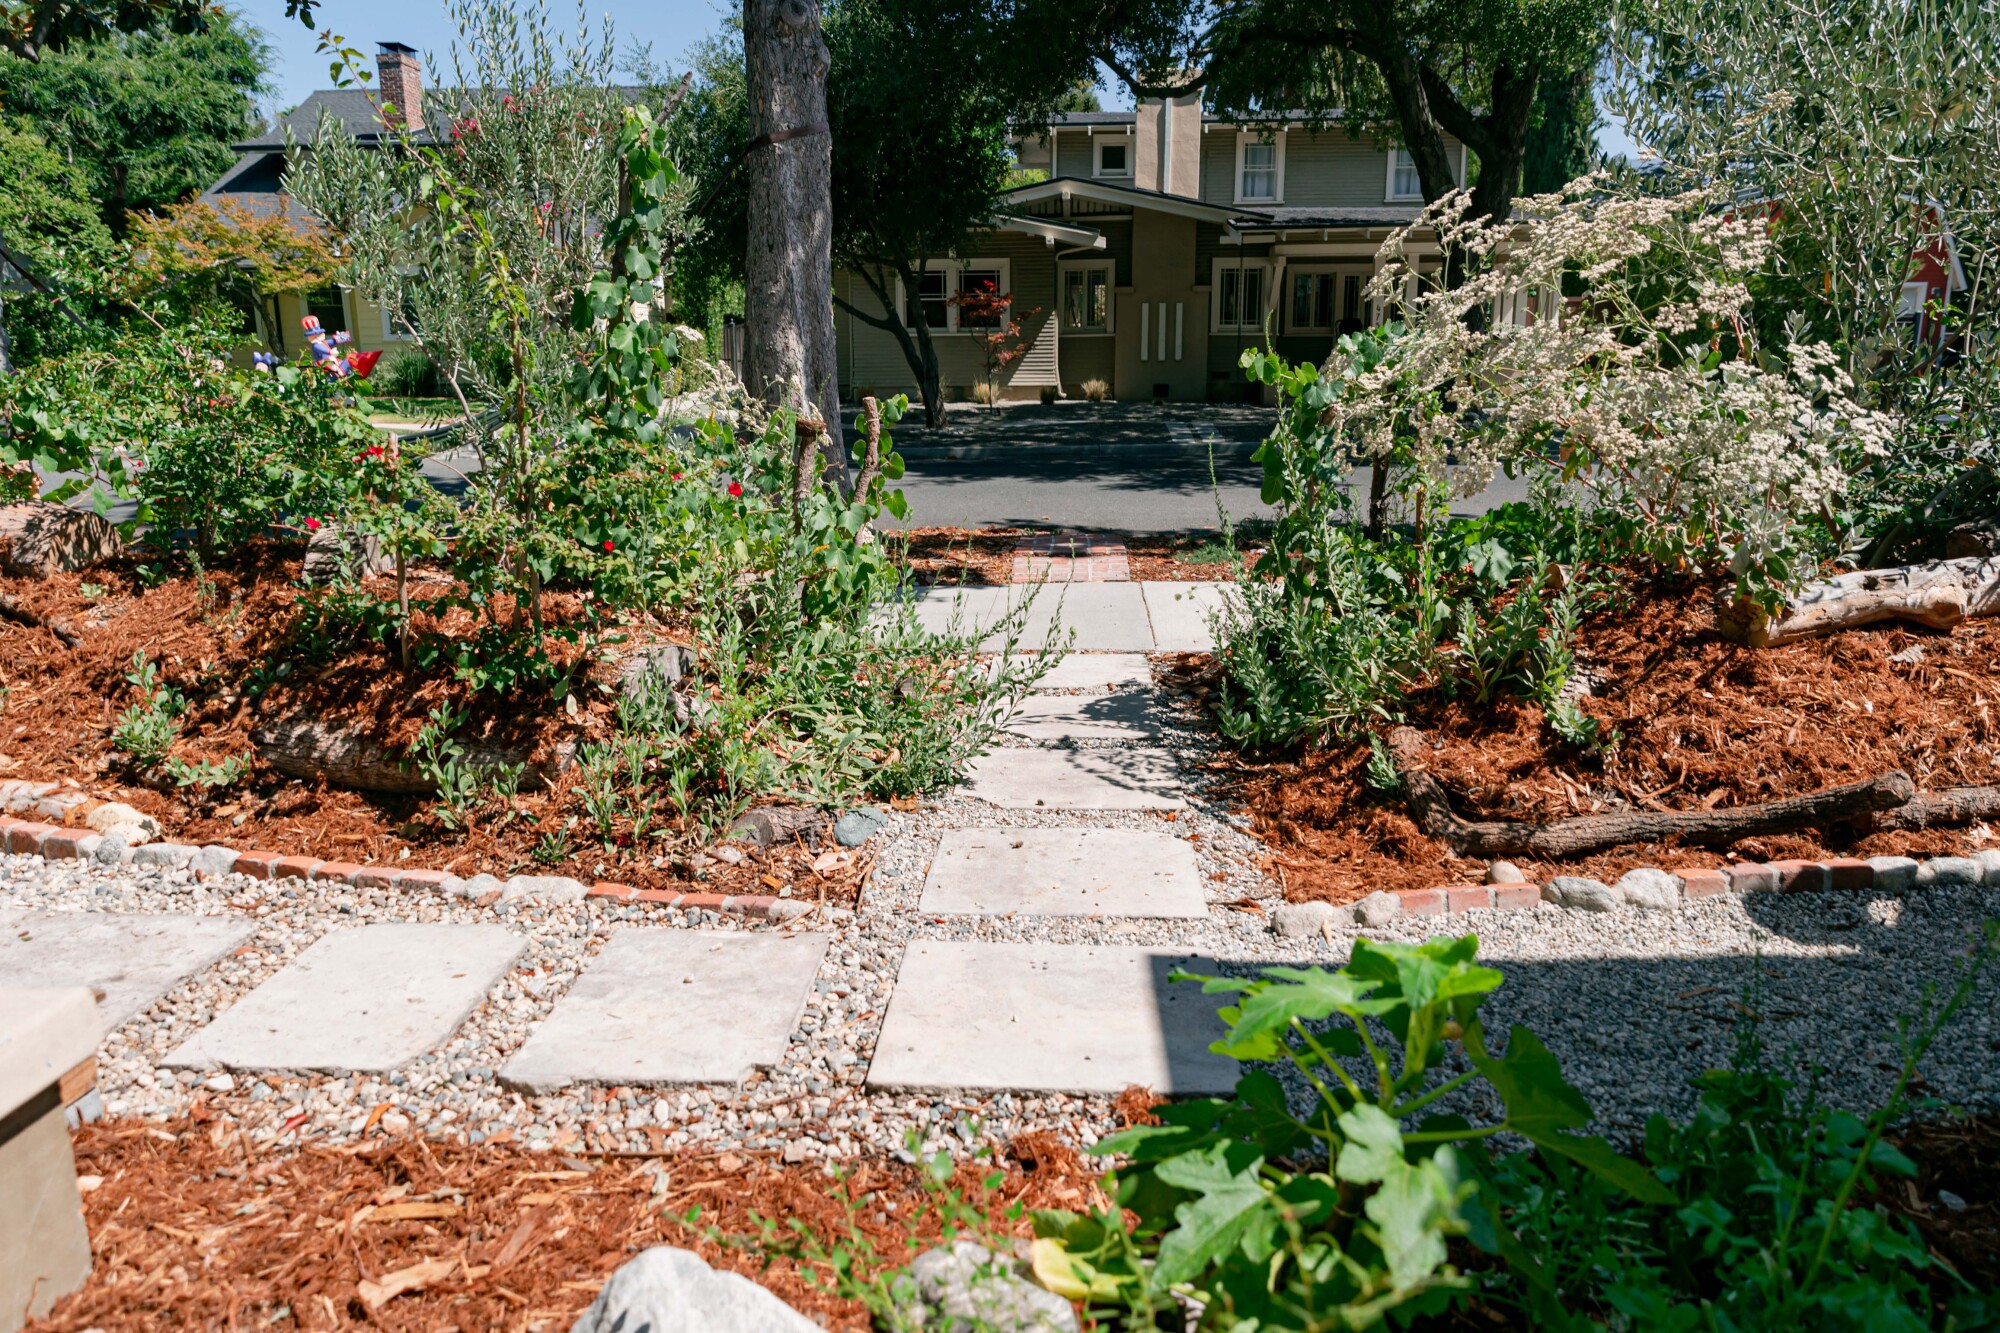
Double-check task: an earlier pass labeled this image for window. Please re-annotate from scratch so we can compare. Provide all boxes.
[1235,133,1284,203]
[1898,281,1932,322]
[908,269,950,330]
[1388,148,1423,201]
[1211,259,1272,333]
[380,271,419,342]
[896,260,1012,333]
[1061,265,1111,332]
[306,286,348,334]
[1289,271,1336,331]
[1094,137,1131,178]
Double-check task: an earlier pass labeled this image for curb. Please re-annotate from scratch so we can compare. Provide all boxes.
[0,813,813,922]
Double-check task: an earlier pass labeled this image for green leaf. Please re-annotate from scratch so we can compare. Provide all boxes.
[1363,1154,1461,1287]
[1150,1141,1276,1286]
[1209,965,1384,1060]
[1335,1104,1404,1184]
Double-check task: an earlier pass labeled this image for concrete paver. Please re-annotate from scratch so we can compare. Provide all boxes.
[0,910,256,1027]
[1003,693,1164,742]
[962,746,1186,810]
[162,924,524,1073]
[866,941,1238,1095]
[1018,652,1154,691]
[919,828,1208,918]
[1142,582,1236,652]
[501,931,831,1093]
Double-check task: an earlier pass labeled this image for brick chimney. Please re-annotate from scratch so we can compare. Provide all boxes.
[375,42,423,132]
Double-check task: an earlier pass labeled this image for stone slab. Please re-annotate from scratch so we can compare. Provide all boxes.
[1005,652,1154,691]
[1003,692,1165,742]
[919,828,1208,918]
[1010,582,1155,652]
[894,586,1010,641]
[961,746,1185,810]
[1142,582,1236,653]
[0,986,103,1123]
[162,924,524,1073]
[501,931,830,1093]
[0,910,256,1027]
[867,941,1238,1095]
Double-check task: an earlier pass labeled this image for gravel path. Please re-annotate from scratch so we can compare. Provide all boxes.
[6,653,1997,1162]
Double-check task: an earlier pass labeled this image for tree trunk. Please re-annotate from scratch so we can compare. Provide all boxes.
[839,261,945,427]
[1874,785,2000,832]
[744,0,848,488]
[252,718,569,793]
[1715,555,2000,647]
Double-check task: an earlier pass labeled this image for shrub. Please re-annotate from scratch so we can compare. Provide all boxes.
[1080,377,1110,402]
[969,378,997,406]
[370,348,443,399]
[1039,383,1059,405]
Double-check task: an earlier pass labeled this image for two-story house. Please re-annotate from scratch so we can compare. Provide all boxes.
[835,96,1467,404]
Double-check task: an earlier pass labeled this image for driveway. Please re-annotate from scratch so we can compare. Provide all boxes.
[858,401,1531,534]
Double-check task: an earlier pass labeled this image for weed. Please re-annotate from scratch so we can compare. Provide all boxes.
[405,703,523,832]
[160,753,254,792]
[111,652,183,767]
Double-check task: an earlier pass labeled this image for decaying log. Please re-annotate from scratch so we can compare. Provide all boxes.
[1716,555,2000,647]
[253,718,567,794]
[0,591,82,646]
[727,805,827,848]
[1872,785,2000,831]
[1384,726,1914,858]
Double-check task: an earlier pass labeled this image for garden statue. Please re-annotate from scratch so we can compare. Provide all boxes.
[300,315,381,379]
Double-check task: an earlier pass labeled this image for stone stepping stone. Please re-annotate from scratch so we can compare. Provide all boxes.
[1003,693,1164,742]
[1142,582,1236,653]
[162,924,524,1073]
[962,746,1185,810]
[901,585,1157,652]
[920,828,1208,918]
[867,941,1238,1095]
[0,910,256,1027]
[1007,652,1153,692]
[500,930,831,1093]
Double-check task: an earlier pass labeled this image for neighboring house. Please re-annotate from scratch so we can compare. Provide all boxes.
[199,43,431,361]
[835,97,1471,404]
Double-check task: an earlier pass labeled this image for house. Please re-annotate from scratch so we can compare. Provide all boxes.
[199,43,433,361]
[834,97,1469,404]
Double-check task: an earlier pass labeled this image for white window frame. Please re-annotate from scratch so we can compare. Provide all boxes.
[1057,261,1115,333]
[1897,280,1931,321]
[1209,257,1275,334]
[894,259,1013,334]
[1093,135,1133,179]
[1234,131,1285,205]
[1386,144,1470,202]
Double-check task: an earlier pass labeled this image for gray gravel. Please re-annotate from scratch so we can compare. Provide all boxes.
[6,652,1998,1161]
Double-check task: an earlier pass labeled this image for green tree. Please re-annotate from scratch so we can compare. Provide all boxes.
[0,14,271,232]
[0,0,317,62]
[1521,64,1598,194]
[0,115,113,368]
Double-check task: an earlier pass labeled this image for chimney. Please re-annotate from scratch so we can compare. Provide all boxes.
[375,42,423,132]
[1134,87,1204,198]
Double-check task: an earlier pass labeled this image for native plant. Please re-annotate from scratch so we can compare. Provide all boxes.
[111,651,184,767]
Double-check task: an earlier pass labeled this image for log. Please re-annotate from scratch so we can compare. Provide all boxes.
[727,805,827,848]
[0,501,119,578]
[1384,726,1914,858]
[252,718,568,794]
[1872,785,2000,831]
[0,591,82,646]
[1716,555,2000,647]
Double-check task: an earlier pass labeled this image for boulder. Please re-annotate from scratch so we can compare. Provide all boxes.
[1484,861,1527,886]
[1614,868,1683,912]
[1271,900,1351,938]
[569,1246,820,1333]
[833,807,890,847]
[90,829,133,865]
[905,1241,1080,1333]
[1914,856,1984,889]
[1354,890,1400,928]
[0,502,119,578]
[1542,876,1623,913]
[299,525,391,585]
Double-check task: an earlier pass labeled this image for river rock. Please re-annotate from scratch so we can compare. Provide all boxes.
[1542,876,1622,913]
[1484,861,1527,885]
[904,1241,1079,1333]
[834,807,890,847]
[1614,868,1682,912]
[1914,856,1983,889]
[569,1246,819,1333]
[1271,900,1350,938]
[1354,890,1400,928]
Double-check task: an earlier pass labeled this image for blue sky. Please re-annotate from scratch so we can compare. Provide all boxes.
[258,1,1638,161]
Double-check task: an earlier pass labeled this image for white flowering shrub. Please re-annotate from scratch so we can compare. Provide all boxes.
[1269,179,1898,596]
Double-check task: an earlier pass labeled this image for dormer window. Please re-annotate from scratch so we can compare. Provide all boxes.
[1234,132,1284,204]
[1094,137,1131,178]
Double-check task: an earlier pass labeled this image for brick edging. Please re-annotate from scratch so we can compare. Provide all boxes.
[1378,852,2000,921]
[0,814,807,921]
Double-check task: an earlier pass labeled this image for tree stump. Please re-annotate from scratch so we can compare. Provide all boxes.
[300,526,392,585]
[1716,556,2000,647]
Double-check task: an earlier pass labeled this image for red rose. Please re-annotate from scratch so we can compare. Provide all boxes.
[304,517,321,532]
[727,480,744,498]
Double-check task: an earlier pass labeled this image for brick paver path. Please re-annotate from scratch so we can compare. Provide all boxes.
[1010,531,1130,583]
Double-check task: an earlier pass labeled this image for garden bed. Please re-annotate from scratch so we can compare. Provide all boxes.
[1180,578,2000,903]
[0,553,876,903]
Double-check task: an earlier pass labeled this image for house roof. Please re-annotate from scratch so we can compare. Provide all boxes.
[235,89,438,150]
[990,212,1106,248]
[998,176,1248,226]
[199,151,321,226]
[1234,206,1424,231]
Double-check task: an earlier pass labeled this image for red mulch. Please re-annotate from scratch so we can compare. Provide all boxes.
[1173,578,2000,903]
[29,1118,1105,1333]
[0,551,874,902]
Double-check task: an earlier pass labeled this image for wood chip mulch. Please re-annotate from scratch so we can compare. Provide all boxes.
[1166,577,2000,903]
[31,1118,1107,1332]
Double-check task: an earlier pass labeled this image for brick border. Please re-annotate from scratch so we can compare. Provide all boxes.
[1372,850,2000,924]
[0,814,811,923]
